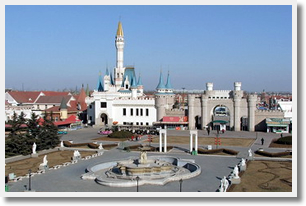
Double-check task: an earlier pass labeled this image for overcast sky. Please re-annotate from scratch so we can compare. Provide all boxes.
[5,5,292,93]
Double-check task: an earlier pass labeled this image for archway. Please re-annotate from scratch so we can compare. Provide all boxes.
[211,105,230,131]
[101,113,108,126]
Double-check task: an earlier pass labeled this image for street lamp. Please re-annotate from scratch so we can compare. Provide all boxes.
[182,87,185,110]
[28,169,32,191]
[136,176,140,192]
[179,179,183,192]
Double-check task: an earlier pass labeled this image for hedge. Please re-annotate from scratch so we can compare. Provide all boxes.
[108,131,134,139]
[275,136,292,145]
[255,150,292,157]
[197,148,239,155]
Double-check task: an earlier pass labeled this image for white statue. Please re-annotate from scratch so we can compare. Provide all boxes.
[140,151,147,164]
[40,155,48,166]
[74,150,81,157]
[241,158,246,166]
[233,165,239,179]
[219,179,224,192]
[98,143,103,150]
[60,141,64,147]
[32,142,37,154]
[220,176,229,192]
[248,149,253,157]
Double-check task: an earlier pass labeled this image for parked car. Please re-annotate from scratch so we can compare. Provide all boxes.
[98,128,113,135]
[58,130,68,135]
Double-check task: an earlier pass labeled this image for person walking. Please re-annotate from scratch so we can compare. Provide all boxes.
[261,138,264,145]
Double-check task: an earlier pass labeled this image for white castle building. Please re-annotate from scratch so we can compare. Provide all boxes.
[86,22,157,127]
[86,21,289,133]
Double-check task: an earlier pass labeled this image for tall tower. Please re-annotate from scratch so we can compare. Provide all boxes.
[233,82,242,131]
[114,21,125,89]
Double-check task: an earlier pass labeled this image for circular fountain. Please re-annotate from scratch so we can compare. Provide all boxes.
[81,151,201,187]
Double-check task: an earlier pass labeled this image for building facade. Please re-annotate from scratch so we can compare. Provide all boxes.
[85,21,290,133]
[86,22,157,127]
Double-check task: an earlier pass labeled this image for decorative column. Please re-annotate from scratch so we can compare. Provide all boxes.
[201,94,208,129]
[159,129,167,153]
[189,130,198,154]
[188,95,195,130]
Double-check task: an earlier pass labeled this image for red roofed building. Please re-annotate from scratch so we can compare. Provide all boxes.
[5,88,88,125]
[5,91,42,106]
[43,86,88,125]
[53,115,81,129]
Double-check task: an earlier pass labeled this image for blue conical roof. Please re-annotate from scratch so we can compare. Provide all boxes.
[165,71,173,89]
[156,71,166,90]
[97,72,104,92]
[110,72,114,85]
[137,73,143,86]
[130,75,137,89]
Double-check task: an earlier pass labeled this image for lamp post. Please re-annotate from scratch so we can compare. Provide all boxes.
[179,179,183,192]
[28,169,32,191]
[136,176,140,192]
[182,87,185,110]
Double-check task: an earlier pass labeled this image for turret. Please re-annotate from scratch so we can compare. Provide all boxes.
[97,72,104,92]
[248,94,258,132]
[234,82,242,91]
[137,73,144,94]
[165,71,174,94]
[104,68,111,91]
[156,71,166,93]
[115,21,125,89]
[206,82,213,91]
[60,97,68,120]
[131,75,138,98]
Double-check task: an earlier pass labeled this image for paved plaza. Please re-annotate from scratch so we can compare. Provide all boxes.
[6,127,290,193]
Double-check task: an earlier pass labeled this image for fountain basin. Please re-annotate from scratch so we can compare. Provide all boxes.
[81,155,201,187]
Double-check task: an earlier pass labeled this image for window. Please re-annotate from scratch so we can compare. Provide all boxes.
[89,105,92,109]
[130,108,133,116]
[136,108,139,116]
[123,108,126,116]
[101,102,107,108]
[140,122,143,125]
[146,109,149,116]
[146,122,149,126]
[140,109,143,116]
[136,122,139,125]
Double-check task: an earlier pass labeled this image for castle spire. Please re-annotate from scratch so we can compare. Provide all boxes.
[165,71,173,89]
[137,73,143,86]
[116,21,124,37]
[156,70,166,90]
[97,71,104,92]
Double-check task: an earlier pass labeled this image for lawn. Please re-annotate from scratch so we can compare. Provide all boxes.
[229,160,292,192]
[5,150,96,177]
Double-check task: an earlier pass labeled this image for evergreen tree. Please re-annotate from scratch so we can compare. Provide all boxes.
[5,112,60,157]
[38,112,60,150]
[5,112,30,157]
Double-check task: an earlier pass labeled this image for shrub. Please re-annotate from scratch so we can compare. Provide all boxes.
[275,136,292,145]
[88,143,99,149]
[255,150,291,157]
[108,131,133,139]
[223,149,239,155]
[197,148,239,155]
